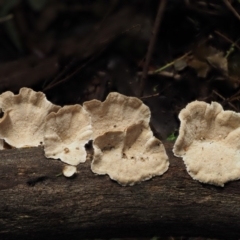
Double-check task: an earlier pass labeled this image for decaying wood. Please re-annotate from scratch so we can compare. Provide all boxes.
[0,142,240,240]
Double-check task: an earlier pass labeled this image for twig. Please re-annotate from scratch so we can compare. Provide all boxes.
[228,88,240,102]
[214,30,240,52]
[222,0,240,21]
[212,90,238,111]
[140,93,159,99]
[229,95,240,102]
[43,61,85,92]
[185,0,223,16]
[43,58,77,89]
[137,70,182,80]
[0,14,13,23]
[122,24,141,34]
[138,0,167,97]
[154,52,190,73]
[43,48,105,92]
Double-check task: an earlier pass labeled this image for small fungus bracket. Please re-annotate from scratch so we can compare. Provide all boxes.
[0,87,60,148]
[83,92,151,139]
[44,104,92,166]
[173,100,240,186]
[92,122,169,186]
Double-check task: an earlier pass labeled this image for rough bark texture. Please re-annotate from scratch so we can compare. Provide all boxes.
[0,142,239,240]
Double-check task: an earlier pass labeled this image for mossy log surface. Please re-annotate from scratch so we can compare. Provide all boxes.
[0,142,239,240]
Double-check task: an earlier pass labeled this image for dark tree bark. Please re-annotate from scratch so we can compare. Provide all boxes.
[0,142,239,240]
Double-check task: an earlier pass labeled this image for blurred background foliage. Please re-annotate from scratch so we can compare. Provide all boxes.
[1,0,240,142]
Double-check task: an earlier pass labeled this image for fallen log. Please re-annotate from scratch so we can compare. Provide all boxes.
[0,142,239,240]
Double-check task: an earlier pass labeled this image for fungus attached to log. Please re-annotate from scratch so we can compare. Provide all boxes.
[173,100,240,187]
[44,105,92,166]
[83,92,150,139]
[92,122,169,186]
[63,165,77,177]
[0,87,60,148]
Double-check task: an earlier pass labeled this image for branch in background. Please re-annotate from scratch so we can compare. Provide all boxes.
[138,0,167,97]
[223,0,240,21]
[212,89,238,111]
[0,14,13,23]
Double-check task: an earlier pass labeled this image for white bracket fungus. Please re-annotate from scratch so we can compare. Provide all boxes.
[173,100,240,186]
[0,87,60,148]
[92,122,169,186]
[83,92,151,139]
[44,105,92,166]
[0,88,169,186]
[63,165,77,177]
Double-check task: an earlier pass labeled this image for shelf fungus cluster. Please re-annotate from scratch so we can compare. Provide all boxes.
[84,93,169,186]
[0,88,169,185]
[173,101,240,187]
[2,87,240,187]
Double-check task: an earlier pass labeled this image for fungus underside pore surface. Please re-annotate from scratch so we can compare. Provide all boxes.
[173,101,240,186]
[0,88,60,148]
[83,92,151,139]
[92,122,169,186]
[44,104,92,166]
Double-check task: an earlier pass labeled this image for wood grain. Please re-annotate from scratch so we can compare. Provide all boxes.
[0,142,239,240]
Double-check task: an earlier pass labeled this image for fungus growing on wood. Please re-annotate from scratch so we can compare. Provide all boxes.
[0,109,3,150]
[44,105,92,166]
[83,92,150,139]
[92,122,169,186]
[173,100,240,186]
[0,87,60,148]
[63,165,77,177]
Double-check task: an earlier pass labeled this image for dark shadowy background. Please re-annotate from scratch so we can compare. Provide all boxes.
[1,1,240,156]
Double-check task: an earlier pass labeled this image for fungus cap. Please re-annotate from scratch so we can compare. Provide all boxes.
[63,165,77,177]
[173,100,240,186]
[83,92,151,139]
[0,88,60,148]
[92,122,169,186]
[44,105,92,166]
